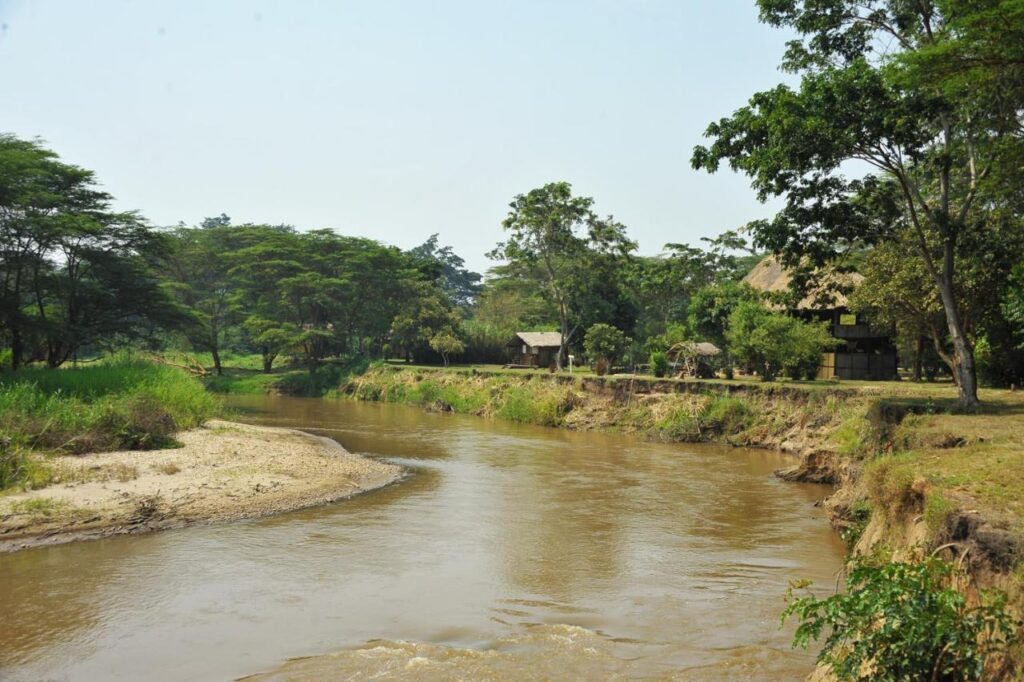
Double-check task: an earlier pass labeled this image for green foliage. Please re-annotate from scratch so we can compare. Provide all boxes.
[0,440,50,491]
[0,135,184,370]
[494,385,575,426]
[428,332,465,367]
[726,301,835,381]
[839,500,871,550]
[583,323,630,375]
[686,281,760,350]
[649,351,669,378]
[489,181,636,368]
[406,233,482,308]
[692,0,1024,406]
[701,395,752,435]
[783,556,1016,681]
[0,360,216,457]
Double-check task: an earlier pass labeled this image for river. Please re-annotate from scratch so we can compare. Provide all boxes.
[0,395,845,681]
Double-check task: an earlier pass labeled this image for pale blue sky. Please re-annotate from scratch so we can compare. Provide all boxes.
[0,0,792,272]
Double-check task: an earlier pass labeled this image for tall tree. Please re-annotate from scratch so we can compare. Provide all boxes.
[162,225,241,375]
[407,234,482,308]
[692,0,1024,407]
[0,135,178,369]
[489,182,636,369]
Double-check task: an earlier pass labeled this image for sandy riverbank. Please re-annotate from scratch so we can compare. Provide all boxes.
[0,419,403,552]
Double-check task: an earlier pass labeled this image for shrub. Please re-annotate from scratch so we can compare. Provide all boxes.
[650,351,669,378]
[0,359,216,459]
[0,439,51,491]
[784,556,1016,681]
[495,385,575,426]
[584,323,630,376]
[701,395,752,435]
[726,301,835,381]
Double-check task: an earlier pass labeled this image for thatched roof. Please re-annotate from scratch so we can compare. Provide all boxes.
[668,340,721,358]
[692,342,721,356]
[510,332,563,348]
[742,255,862,310]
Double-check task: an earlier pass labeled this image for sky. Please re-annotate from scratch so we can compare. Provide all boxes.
[0,0,793,273]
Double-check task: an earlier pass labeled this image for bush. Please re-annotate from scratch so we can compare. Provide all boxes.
[783,556,1016,681]
[584,323,630,376]
[726,301,835,381]
[650,351,669,378]
[0,359,217,458]
[701,395,752,435]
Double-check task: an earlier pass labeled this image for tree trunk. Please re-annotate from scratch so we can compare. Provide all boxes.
[913,336,924,382]
[211,346,223,376]
[935,275,979,407]
[262,352,274,374]
[557,316,568,371]
[10,327,23,371]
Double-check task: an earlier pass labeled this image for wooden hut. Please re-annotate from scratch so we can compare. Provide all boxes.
[667,341,721,378]
[506,332,563,368]
[742,256,897,380]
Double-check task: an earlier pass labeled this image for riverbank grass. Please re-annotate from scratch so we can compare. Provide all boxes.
[0,360,217,491]
[155,352,372,396]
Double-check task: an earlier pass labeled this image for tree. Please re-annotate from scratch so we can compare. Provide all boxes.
[489,182,636,369]
[686,281,761,350]
[692,1,1024,407]
[407,234,482,308]
[388,281,462,363]
[583,323,630,376]
[429,331,464,367]
[726,301,835,381]
[162,226,241,375]
[0,135,179,369]
[224,224,305,372]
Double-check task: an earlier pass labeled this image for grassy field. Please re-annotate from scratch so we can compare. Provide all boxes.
[153,351,370,396]
[0,359,218,491]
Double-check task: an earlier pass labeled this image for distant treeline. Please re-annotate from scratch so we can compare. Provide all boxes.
[1,134,1022,389]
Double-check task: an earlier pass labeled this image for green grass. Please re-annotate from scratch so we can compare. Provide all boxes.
[0,359,218,490]
[186,353,373,397]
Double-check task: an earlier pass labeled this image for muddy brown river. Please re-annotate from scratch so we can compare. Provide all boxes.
[0,396,845,681]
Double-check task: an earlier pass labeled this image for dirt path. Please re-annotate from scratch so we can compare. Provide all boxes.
[0,420,403,552]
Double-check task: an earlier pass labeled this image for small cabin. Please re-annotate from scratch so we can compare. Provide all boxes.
[506,332,563,368]
[742,256,898,381]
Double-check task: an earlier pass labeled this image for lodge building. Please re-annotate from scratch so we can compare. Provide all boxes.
[742,256,898,381]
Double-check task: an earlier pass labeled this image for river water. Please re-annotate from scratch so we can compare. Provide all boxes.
[0,395,844,681]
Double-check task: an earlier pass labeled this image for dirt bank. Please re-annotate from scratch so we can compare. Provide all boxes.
[0,420,403,552]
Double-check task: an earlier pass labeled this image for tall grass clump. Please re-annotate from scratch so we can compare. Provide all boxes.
[0,359,217,459]
[701,395,753,436]
[495,384,576,426]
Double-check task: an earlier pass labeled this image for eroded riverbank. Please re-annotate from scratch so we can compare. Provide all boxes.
[0,419,403,552]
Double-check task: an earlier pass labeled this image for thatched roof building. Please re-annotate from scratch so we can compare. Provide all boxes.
[507,332,563,367]
[740,256,896,381]
[742,256,862,310]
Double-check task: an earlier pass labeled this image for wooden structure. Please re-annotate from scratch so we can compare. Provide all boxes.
[742,256,897,380]
[506,332,563,368]
[667,341,721,378]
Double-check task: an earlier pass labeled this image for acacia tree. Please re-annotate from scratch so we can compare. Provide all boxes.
[692,0,1024,407]
[489,182,635,369]
[0,135,178,369]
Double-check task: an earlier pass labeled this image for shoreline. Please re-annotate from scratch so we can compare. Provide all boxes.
[0,420,404,553]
